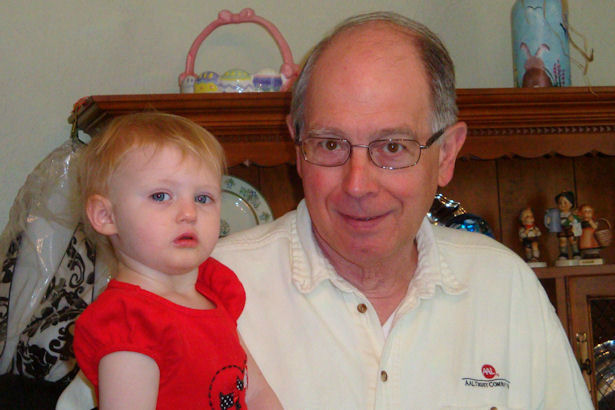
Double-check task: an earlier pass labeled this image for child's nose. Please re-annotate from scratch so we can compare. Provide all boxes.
[177,199,197,223]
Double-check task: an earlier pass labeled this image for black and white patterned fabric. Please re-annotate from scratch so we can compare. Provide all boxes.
[10,224,95,384]
[0,235,21,355]
[0,140,107,389]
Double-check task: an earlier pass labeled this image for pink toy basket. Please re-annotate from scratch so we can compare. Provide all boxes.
[178,8,299,93]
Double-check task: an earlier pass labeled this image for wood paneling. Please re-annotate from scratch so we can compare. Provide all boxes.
[439,158,500,238]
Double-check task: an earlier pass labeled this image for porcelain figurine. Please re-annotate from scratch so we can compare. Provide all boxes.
[545,191,582,266]
[195,71,220,93]
[518,207,547,267]
[577,204,604,265]
[219,69,254,93]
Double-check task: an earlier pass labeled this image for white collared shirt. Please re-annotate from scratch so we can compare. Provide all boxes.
[213,200,591,409]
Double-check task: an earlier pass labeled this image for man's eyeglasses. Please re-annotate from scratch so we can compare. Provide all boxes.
[296,128,446,170]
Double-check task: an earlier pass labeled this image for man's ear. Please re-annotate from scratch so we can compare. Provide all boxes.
[86,194,118,236]
[437,121,467,187]
[286,114,304,179]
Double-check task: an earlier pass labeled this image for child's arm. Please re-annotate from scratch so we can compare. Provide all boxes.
[98,351,160,410]
[241,337,283,409]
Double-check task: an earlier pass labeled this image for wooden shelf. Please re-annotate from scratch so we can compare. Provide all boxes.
[74,86,615,166]
[74,92,292,167]
[534,263,615,280]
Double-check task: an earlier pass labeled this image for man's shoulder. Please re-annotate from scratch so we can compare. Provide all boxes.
[432,223,513,254]
[430,224,529,275]
[214,209,296,254]
[212,210,299,286]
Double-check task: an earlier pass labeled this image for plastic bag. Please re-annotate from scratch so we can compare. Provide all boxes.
[0,139,109,383]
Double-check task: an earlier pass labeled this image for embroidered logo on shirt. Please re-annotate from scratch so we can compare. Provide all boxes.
[481,364,498,379]
[462,364,510,389]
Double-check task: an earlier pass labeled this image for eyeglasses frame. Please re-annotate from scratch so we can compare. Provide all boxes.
[296,127,446,170]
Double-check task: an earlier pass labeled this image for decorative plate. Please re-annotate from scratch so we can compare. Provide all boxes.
[220,175,273,237]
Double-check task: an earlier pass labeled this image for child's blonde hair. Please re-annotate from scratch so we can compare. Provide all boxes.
[80,112,226,200]
[78,112,226,268]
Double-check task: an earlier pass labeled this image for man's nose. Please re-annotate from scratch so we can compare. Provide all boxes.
[341,146,379,198]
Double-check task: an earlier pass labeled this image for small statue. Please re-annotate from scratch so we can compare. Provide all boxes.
[544,191,582,266]
[578,204,603,264]
[518,207,546,267]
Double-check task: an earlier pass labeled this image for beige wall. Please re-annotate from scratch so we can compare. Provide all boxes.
[1,0,613,229]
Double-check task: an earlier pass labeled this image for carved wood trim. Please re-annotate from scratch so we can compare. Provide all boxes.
[74,86,615,165]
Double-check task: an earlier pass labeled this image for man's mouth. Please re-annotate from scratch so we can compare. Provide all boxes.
[350,216,374,221]
[341,212,387,225]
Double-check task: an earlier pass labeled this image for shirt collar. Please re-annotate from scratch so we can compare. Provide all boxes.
[290,200,468,310]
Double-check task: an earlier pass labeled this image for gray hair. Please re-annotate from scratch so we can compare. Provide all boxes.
[290,11,458,143]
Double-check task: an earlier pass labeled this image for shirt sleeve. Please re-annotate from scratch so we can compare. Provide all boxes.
[73,290,172,388]
[198,257,246,321]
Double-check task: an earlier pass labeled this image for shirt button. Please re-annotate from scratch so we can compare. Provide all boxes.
[380,370,388,382]
[357,303,367,313]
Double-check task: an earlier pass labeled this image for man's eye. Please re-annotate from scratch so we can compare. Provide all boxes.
[151,192,170,202]
[195,194,212,204]
[385,142,401,153]
[323,139,342,151]
[382,141,409,154]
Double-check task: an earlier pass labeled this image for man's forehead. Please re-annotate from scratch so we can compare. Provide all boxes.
[324,22,419,58]
[308,24,428,94]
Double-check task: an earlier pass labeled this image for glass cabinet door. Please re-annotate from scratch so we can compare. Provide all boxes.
[569,274,615,409]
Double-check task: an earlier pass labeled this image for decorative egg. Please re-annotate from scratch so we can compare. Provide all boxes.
[195,71,220,93]
[252,68,283,92]
[219,69,254,93]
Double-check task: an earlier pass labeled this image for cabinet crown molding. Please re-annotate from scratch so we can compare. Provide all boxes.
[74,86,615,165]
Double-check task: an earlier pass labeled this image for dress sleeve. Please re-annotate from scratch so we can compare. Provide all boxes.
[198,258,246,321]
[73,289,173,388]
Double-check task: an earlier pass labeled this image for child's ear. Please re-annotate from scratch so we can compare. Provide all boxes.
[86,194,118,236]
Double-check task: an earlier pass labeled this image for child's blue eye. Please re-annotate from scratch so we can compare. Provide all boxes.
[151,192,170,202]
[195,194,211,204]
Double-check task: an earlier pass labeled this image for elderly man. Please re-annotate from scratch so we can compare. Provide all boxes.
[58,11,591,410]
[213,11,592,409]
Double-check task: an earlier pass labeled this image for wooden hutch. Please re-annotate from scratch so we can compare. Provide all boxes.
[75,86,615,405]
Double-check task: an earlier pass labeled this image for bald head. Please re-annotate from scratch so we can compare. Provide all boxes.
[290,12,457,142]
